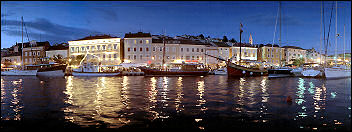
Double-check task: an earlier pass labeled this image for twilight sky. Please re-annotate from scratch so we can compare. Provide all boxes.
[1,1,351,55]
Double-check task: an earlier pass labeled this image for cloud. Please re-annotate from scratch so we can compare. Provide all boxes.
[1,18,101,43]
[244,13,302,26]
[93,7,119,21]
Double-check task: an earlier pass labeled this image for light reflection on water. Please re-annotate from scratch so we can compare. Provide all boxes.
[1,76,351,130]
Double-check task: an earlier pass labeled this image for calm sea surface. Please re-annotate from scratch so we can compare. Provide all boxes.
[1,75,351,131]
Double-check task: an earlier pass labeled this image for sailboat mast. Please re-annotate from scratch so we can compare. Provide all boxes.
[335,1,337,65]
[162,29,166,69]
[343,24,345,62]
[21,16,24,67]
[239,23,243,64]
[320,1,323,65]
[279,1,282,67]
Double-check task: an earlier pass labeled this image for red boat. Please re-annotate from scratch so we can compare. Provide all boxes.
[140,63,209,76]
[226,60,268,77]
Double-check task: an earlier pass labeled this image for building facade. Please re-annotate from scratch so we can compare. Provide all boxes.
[68,35,122,65]
[306,48,325,64]
[258,44,285,66]
[22,41,50,65]
[282,46,307,65]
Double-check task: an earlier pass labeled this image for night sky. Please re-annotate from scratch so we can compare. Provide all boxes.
[1,1,351,55]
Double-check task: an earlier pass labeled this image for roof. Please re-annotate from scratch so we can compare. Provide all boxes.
[74,34,119,41]
[124,32,152,38]
[282,46,304,49]
[151,38,212,46]
[47,44,69,51]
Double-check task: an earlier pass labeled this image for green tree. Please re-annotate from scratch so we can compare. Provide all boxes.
[223,36,228,42]
[293,58,305,66]
[69,55,85,65]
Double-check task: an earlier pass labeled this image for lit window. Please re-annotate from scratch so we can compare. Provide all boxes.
[70,47,74,52]
[25,52,27,56]
[37,51,40,56]
[134,40,137,44]
[102,45,106,50]
[114,44,117,49]
[97,45,101,50]
[146,40,149,44]
[81,47,85,51]
[29,52,31,56]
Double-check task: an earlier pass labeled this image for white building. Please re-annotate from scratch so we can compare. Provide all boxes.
[282,46,307,64]
[68,35,122,65]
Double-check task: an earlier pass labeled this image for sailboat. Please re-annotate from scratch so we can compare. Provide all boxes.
[1,17,37,76]
[324,1,351,79]
[226,23,268,77]
[265,2,294,78]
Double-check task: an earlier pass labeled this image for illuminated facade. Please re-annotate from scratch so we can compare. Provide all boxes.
[306,48,325,64]
[258,44,285,65]
[22,41,50,65]
[282,46,307,65]
[68,35,122,65]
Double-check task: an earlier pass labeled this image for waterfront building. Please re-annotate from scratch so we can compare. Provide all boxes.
[123,32,153,64]
[257,44,285,66]
[22,41,50,65]
[46,43,69,59]
[68,35,122,65]
[282,46,307,65]
[229,43,258,63]
[306,48,325,64]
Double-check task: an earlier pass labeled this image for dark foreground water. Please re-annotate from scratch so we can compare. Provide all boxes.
[1,75,351,131]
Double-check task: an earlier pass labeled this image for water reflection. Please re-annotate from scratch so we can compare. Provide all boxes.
[1,76,350,130]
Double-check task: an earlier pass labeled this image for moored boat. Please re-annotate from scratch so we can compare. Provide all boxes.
[140,63,209,76]
[37,64,67,77]
[72,63,121,77]
[324,65,351,79]
[227,60,268,77]
[268,68,293,78]
[213,67,227,75]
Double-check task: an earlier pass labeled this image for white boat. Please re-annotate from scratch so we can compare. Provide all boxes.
[72,63,121,77]
[291,67,303,76]
[214,67,227,75]
[324,65,351,79]
[301,69,321,77]
[1,69,37,76]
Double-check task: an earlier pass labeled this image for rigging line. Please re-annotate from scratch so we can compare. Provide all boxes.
[326,1,334,51]
[23,20,30,42]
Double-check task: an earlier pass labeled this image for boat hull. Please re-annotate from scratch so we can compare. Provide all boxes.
[324,68,351,79]
[302,69,322,77]
[226,62,268,77]
[268,69,293,78]
[37,70,65,77]
[140,68,209,76]
[1,70,37,76]
[72,72,121,77]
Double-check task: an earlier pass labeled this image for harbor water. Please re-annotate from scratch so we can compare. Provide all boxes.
[1,75,351,131]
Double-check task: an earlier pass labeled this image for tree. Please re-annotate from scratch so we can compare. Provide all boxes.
[198,34,205,39]
[53,54,65,64]
[229,38,237,43]
[223,36,228,42]
[69,55,85,65]
[293,58,305,66]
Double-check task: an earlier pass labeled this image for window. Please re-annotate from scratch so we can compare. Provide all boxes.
[29,52,31,56]
[134,55,137,60]
[103,54,106,59]
[128,47,131,52]
[181,48,183,52]
[71,47,74,52]
[76,47,79,52]
[91,46,95,51]
[102,45,106,50]
[33,52,36,56]
[97,45,100,50]
[187,48,189,52]
[192,48,194,52]
[166,47,169,52]
[160,47,162,52]
[140,40,143,44]
[37,51,40,56]
[108,54,111,58]
[86,46,90,51]
[25,52,27,56]
[134,47,136,52]
[134,40,137,44]
[81,47,85,51]
[128,55,131,59]
[146,40,149,44]
[114,44,117,49]
[197,48,199,52]
[197,56,199,60]
[25,58,27,63]
[140,55,143,59]
[146,47,149,52]
[201,49,204,52]
[140,47,143,51]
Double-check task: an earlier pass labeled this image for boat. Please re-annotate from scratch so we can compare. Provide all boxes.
[36,63,67,77]
[227,60,268,77]
[324,65,351,79]
[1,66,37,76]
[214,67,227,75]
[1,16,37,76]
[301,69,322,77]
[140,63,209,76]
[72,63,121,77]
[301,63,324,78]
[291,67,303,76]
[268,67,293,78]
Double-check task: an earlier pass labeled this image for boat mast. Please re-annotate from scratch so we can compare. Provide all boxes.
[162,29,166,70]
[335,1,337,66]
[239,23,243,64]
[320,1,322,65]
[21,16,24,68]
[279,1,282,67]
[343,24,345,63]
